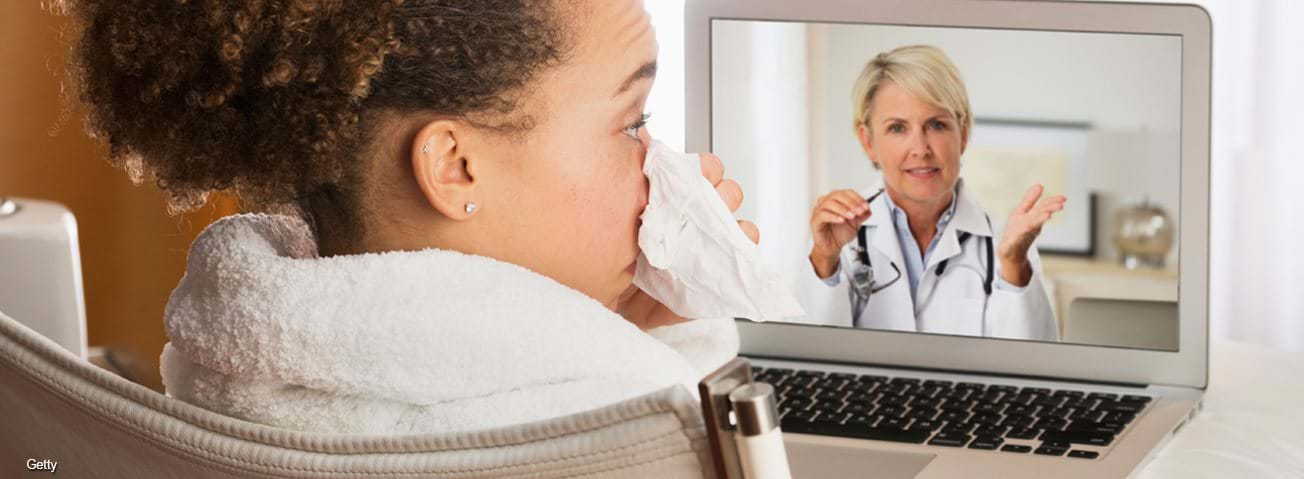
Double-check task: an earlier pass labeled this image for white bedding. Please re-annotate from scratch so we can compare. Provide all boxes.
[1138,340,1304,478]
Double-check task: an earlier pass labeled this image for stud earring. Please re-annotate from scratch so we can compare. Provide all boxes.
[421,144,430,154]
[465,202,478,214]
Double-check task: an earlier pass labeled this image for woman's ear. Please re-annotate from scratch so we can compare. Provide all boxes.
[411,120,480,220]
[856,123,880,169]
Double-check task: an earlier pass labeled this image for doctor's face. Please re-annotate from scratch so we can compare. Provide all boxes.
[858,81,965,211]
[474,0,655,310]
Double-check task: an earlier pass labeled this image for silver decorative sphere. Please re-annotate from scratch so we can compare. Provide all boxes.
[1112,197,1174,270]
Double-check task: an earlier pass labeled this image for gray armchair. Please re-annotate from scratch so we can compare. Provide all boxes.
[0,311,716,478]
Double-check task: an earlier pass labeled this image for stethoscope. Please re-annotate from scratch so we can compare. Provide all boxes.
[850,189,995,319]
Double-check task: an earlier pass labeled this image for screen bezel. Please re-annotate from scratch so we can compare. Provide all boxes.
[684,0,1211,389]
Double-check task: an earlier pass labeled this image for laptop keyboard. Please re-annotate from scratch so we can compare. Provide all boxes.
[754,366,1153,459]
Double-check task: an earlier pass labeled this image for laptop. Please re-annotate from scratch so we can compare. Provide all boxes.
[685,0,1210,476]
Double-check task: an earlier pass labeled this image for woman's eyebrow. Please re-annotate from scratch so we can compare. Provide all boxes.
[612,61,657,98]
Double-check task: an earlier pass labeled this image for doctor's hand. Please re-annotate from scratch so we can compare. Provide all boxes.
[809,190,872,279]
[997,184,1066,287]
[617,152,759,331]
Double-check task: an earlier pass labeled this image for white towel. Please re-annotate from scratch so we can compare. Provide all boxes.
[160,213,738,434]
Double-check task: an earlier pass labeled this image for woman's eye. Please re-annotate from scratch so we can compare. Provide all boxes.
[624,112,652,141]
[929,120,948,130]
[887,124,905,134]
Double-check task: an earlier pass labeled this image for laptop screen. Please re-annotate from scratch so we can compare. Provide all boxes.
[711,19,1182,351]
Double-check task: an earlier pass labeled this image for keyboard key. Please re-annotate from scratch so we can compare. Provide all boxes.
[1103,411,1138,424]
[843,382,875,394]
[988,385,1019,394]
[816,379,849,391]
[1001,444,1033,453]
[976,425,1009,437]
[1052,390,1086,399]
[1067,409,1099,421]
[890,377,922,385]
[842,403,873,415]
[782,397,813,409]
[908,408,940,420]
[971,413,1003,425]
[1033,396,1066,409]
[858,374,889,383]
[794,370,826,378]
[1034,417,1069,430]
[940,410,971,423]
[815,390,848,402]
[1096,401,1146,414]
[1006,428,1041,440]
[928,432,971,447]
[1001,415,1036,428]
[812,412,852,426]
[878,417,909,429]
[1067,397,1098,408]
[923,379,954,388]
[942,422,977,434]
[969,435,1004,450]
[784,410,819,423]
[957,382,987,390]
[811,401,844,413]
[1040,430,1115,447]
[1021,387,1052,396]
[1006,405,1039,416]
[787,376,818,388]
[1066,420,1124,434]
[1040,440,1073,449]
[1086,392,1118,401]
[1034,446,1068,456]
[912,419,943,431]
[943,389,973,401]
[912,397,943,409]
[1068,450,1101,459]
[940,399,975,411]
[878,406,909,418]
[1121,395,1153,404]
[828,372,859,381]
[1043,407,1074,419]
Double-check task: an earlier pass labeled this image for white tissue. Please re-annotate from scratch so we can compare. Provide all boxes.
[633,141,805,322]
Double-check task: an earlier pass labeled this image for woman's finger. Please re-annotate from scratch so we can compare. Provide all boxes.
[715,178,744,212]
[824,194,863,218]
[819,199,854,220]
[812,210,848,228]
[699,153,725,186]
[738,220,760,244]
[1014,184,1045,214]
[835,190,872,214]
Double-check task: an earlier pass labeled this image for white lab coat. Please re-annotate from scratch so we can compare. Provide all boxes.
[793,184,1058,341]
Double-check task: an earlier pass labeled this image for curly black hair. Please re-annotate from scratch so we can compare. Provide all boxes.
[52,0,570,246]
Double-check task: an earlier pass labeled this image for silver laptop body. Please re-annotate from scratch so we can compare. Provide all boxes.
[684,1,1211,477]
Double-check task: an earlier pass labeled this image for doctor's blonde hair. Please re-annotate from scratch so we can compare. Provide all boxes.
[851,45,973,145]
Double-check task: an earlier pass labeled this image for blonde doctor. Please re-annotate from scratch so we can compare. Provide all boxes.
[798,45,1063,341]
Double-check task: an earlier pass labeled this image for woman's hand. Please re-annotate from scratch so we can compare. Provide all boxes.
[808,190,872,279]
[997,184,1066,287]
[617,153,759,330]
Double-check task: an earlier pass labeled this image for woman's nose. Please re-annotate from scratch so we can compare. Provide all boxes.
[908,130,931,157]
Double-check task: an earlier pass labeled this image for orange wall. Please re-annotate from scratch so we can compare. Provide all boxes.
[1,3,235,389]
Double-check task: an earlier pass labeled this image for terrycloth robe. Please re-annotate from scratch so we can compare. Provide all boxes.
[160,213,739,434]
